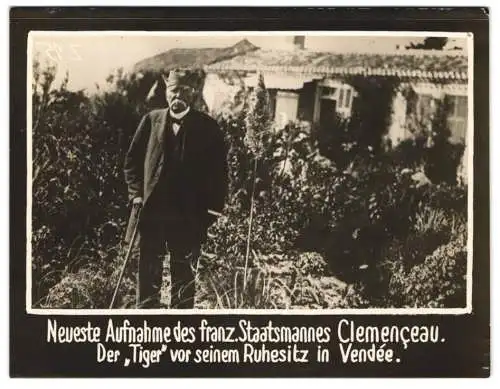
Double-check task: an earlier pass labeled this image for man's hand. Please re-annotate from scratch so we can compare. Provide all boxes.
[207,209,223,218]
[132,197,143,205]
[207,209,227,225]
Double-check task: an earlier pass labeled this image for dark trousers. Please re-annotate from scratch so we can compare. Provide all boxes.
[136,213,202,309]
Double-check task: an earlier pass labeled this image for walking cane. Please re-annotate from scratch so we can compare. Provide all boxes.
[109,203,142,309]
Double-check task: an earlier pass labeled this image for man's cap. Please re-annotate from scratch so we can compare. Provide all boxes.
[163,69,196,89]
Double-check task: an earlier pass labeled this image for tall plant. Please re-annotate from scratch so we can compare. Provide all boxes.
[242,73,272,287]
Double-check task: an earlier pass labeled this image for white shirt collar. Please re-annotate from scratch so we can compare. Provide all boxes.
[169,106,190,120]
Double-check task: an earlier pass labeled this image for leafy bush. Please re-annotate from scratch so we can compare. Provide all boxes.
[387,220,467,308]
[31,60,149,303]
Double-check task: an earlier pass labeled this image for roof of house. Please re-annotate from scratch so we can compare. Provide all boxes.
[205,48,468,81]
[133,39,259,73]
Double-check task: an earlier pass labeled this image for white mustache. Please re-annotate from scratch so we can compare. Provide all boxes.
[171,99,187,109]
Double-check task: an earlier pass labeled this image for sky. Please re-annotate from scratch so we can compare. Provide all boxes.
[30,33,469,92]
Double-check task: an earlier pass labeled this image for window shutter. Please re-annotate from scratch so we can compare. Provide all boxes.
[447,95,468,143]
[338,88,345,108]
[336,86,354,117]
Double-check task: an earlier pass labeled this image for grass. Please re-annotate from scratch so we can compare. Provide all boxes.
[414,206,448,234]
[198,265,289,309]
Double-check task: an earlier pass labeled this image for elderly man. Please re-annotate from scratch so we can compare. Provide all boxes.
[124,69,229,309]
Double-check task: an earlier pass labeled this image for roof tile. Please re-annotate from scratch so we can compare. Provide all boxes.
[205,48,468,81]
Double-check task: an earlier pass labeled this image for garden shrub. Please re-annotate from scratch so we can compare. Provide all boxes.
[31,61,148,303]
[387,220,467,308]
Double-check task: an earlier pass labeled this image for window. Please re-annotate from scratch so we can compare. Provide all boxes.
[447,95,467,143]
[316,81,357,123]
[321,86,336,99]
[320,85,353,108]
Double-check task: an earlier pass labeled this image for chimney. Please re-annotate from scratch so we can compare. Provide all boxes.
[293,35,305,50]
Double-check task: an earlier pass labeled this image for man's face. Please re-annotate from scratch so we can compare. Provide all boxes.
[166,84,195,113]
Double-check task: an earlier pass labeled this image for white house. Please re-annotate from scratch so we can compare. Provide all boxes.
[204,45,469,147]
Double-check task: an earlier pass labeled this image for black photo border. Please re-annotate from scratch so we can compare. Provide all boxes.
[10,7,490,378]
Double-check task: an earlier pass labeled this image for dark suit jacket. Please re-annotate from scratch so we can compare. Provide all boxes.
[124,108,229,229]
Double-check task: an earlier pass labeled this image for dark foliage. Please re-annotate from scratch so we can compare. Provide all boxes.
[406,37,448,50]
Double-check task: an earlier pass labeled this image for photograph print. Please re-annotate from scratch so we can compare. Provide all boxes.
[27,31,473,313]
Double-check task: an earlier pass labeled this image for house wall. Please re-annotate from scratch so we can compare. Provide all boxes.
[203,73,245,115]
[385,81,468,147]
[204,72,468,152]
[205,71,321,127]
